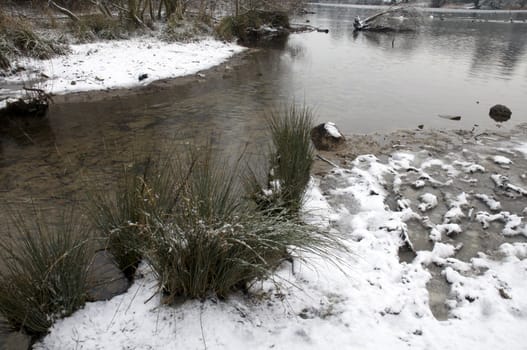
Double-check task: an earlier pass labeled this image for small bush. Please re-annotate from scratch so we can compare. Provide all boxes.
[162,17,212,42]
[216,10,289,42]
[72,14,126,42]
[0,209,90,335]
[249,104,315,215]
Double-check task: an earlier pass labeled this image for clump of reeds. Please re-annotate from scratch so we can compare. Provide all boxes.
[142,145,339,301]
[88,156,178,278]
[0,209,90,335]
[90,139,340,302]
[248,104,315,215]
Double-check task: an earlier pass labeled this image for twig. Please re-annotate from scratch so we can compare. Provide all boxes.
[199,303,208,350]
[316,154,339,168]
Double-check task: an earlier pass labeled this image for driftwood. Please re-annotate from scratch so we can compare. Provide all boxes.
[353,6,421,32]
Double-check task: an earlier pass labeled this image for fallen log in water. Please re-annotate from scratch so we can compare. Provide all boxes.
[353,6,423,32]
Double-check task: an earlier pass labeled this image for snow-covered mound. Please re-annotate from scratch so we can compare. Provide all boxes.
[1,37,245,98]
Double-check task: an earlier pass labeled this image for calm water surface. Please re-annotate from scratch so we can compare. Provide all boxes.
[1,3,527,225]
[288,4,527,132]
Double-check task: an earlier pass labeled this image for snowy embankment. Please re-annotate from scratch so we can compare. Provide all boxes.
[0,36,245,103]
[35,135,527,350]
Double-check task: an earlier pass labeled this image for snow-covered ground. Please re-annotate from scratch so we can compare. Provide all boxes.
[0,36,245,101]
[35,133,527,349]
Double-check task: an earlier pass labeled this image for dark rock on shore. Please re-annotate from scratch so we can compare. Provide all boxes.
[311,122,346,151]
[0,318,31,350]
[489,104,512,122]
[86,250,130,301]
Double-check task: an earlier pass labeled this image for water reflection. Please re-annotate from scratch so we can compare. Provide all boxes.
[285,4,527,132]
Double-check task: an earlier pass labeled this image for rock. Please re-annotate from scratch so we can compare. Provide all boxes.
[498,288,512,299]
[86,250,129,301]
[438,115,461,121]
[310,122,346,151]
[489,104,512,122]
[0,319,31,350]
[138,73,148,82]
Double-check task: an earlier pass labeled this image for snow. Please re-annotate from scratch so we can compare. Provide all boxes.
[35,141,527,350]
[1,37,245,96]
[474,194,502,211]
[324,122,342,138]
[418,193,438,212]
[492,155,513,165]
[515,143,527,159]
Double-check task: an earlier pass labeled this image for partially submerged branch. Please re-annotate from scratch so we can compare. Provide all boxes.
[353,6,423,32]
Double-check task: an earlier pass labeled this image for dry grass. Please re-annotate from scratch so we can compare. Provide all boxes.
[248,104,315,215]
[0,11,67,61]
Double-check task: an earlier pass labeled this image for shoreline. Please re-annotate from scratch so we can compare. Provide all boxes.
[49,47,256,105]
[0,36,248,107]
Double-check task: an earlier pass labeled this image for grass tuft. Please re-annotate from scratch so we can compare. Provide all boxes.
[142,145,339,301]
[88,155,179,278]
[0,209,90,335]
[249,104,315,215]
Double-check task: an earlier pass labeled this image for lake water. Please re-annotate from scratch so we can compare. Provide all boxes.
[1,3,527,226]
[287,3,527,132]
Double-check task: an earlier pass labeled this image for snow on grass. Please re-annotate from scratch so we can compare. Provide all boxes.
[35,147,527,350]
[2,37,245,95]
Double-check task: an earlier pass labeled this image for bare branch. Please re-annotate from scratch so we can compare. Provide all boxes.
[47,0,80,22]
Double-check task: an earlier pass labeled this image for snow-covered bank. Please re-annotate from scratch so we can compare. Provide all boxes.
[1,37,245,98]
[35,133,527,350]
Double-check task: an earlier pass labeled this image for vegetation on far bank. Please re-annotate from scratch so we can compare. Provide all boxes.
[0,0,304,72]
